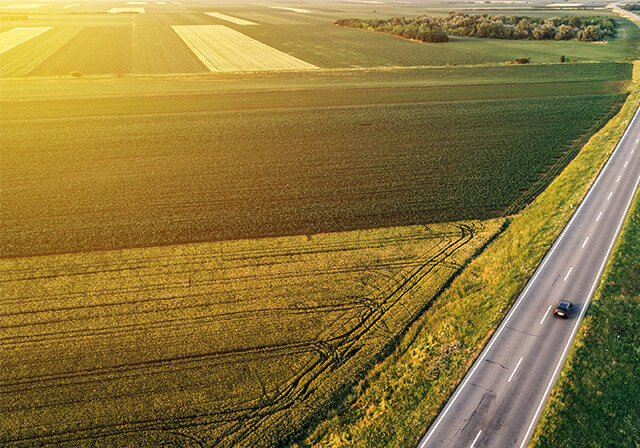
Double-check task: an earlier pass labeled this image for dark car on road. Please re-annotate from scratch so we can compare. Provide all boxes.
[553,301,573,318]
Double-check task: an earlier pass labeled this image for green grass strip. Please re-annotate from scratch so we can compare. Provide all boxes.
[298,62,640,448]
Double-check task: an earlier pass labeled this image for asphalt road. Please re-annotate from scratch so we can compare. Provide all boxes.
[417,104,640,448]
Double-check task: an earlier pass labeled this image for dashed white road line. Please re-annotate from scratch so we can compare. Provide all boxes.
[539,305,552,325]
[616,175,622,183]
[469,430,482,448]
[607,192,613,201]
[563,267,573,282]
[624,161,629,168]
[596,211,603,222]
[508,357,524,383]
[582,236,589,248]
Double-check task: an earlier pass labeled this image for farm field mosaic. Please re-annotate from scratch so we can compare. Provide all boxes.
[1,0,638,447]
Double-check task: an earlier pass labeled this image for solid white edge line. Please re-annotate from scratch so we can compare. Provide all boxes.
[470,430,482,448]
[539,305,552,325]
[519,171,640,448]
[563,267,573,282]
[418,103,640,448]
[508,357,524,383]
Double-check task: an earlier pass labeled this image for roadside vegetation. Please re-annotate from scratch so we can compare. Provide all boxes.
[335,13,615,43]
[296,63,640,448]
[529,173,640,448]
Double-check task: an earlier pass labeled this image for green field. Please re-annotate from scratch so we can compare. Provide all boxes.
[1,72,628,257]
[1,1,639,446]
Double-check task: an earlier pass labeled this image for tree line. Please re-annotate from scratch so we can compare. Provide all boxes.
[334,12,615,43]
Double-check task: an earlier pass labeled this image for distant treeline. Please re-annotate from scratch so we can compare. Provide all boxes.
[335,12,615,43]
[620,3,640,10]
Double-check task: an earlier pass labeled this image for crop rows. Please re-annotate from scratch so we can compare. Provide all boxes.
[0,91,625,258]
[0,219,504,447]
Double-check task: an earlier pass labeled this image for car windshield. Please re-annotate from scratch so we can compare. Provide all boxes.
[558,302,570,310]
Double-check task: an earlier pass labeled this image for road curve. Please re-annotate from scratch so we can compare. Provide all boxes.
[417,103,640,448]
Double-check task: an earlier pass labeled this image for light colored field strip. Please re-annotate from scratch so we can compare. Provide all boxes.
[1,26,81,76]
[0,27,51,55]
[108,7,145,13]
[125,1,146,4]
[171,25,317,72]
[205,12,258,26]
[61,3,78,9]
[0,3,46,9]
[269,6,310,13]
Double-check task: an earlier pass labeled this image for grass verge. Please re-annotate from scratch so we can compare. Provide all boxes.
[297,62,640,448]
[528,173,640,447]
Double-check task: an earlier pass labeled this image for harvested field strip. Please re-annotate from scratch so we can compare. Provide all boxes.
[204,12,258,26]
[269,6,310,13]
[108,7,145,13]
[61,4,78,9]
[0,219,504,447]
[27,26,132,75]
[0,27,81,77]
[0,27,50,54]
[171,25,317,72]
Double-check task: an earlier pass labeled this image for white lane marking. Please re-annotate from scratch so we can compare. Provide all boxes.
[616,175,622,183]
[508,357,524,383]
[632,149,635,155]
[470,430,482,448]
[636,138,639,144]
[624,161,629,168]
[607,192,613,201]
[582,236,589,248]
[540,305,552,325]
[519,171,640,448]
[563,267,573,282]
[596,211,603,222]
[419,106,640,448]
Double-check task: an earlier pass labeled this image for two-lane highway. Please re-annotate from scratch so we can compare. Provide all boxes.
[418,104,640,448]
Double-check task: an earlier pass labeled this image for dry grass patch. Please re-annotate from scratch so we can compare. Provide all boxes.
[0,27,50,54]
[171,25,317,72]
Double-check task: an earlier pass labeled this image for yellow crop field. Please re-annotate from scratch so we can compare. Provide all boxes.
[171,25,317,72]
[204,12,258,26]
[0,27,80,76]
[0,27,51,54]
[0,219,503,447]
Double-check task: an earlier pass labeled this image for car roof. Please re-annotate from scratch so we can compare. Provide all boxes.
[557,301,572,307]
